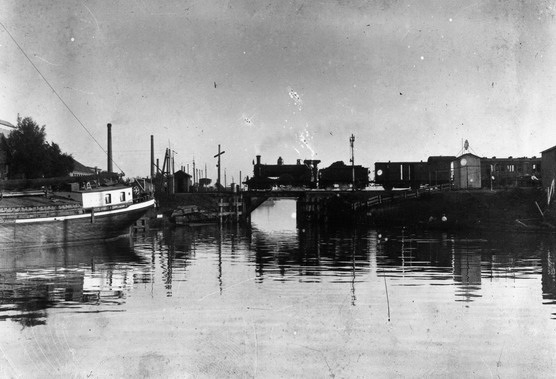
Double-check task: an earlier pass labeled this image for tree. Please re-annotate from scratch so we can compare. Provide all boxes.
[4,116,74,179]
[44,141,74,177]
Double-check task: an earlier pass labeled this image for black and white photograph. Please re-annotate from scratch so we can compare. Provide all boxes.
[1,0,556,377]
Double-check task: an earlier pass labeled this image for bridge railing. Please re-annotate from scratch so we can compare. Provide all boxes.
[363,182,453,209]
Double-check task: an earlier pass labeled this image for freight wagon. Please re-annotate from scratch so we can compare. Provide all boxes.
[374,156,455,191]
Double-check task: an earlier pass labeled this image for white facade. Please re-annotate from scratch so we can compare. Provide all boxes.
[58,186,133,209]
[452,153,482,189]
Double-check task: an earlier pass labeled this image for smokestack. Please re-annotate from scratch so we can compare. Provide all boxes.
[150,135,154,179]
[107,123,113,173]
[256,155,261,165]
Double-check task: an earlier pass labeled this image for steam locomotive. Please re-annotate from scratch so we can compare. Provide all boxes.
[245,155,369,190]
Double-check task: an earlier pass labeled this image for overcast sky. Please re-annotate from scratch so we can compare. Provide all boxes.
[1,0,555,181]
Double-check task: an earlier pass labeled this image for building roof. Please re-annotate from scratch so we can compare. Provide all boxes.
[0,120,15,128]
[455,152,481,160]
[71,158,96,174]
[427,156,457,163]
[481,156,540,161]
[174,170,192,178]
[0,119,16,136]
[541,145,556,154]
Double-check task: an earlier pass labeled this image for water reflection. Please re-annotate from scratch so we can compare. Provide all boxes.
[0,237,143,327]
[250,224,371,283]
[375,230,551,304]
[1,205,556,328]
[542,237,556,319]
[251,199,371,284]
[3,201,556,377]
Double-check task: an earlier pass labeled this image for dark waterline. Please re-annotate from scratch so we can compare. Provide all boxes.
[1,199,555,377]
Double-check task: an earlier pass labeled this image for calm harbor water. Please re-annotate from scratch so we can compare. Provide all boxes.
[1,199,556,378]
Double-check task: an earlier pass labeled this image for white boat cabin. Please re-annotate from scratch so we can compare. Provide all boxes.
[57,186,133,210]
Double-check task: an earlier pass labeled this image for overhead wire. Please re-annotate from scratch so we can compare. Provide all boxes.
[0,21,125,174]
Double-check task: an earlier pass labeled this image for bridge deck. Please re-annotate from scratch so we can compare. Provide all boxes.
[243,184,453,215]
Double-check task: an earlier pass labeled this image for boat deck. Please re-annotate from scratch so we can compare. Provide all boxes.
[0,195,83,220]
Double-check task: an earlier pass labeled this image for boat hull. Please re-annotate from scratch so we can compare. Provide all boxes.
[0,199,155,248]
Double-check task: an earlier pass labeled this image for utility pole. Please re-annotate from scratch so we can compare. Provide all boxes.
[214,144,226,189]
[350,134,355,191]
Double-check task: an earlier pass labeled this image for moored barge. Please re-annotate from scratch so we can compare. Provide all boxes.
[0,184,154,248]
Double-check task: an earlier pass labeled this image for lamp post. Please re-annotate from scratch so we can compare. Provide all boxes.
[349,134,355,191]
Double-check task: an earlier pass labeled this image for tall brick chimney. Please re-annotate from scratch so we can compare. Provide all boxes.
[107,123,113,173]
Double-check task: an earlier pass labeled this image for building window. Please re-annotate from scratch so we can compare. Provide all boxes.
[105,194,112,204]
[507,165,514,172]
[120,192,126,202]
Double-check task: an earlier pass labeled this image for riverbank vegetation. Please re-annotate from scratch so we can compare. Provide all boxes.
[0,116,74,179]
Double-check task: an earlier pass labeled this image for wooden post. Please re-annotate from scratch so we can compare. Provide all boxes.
[219,198,223,224]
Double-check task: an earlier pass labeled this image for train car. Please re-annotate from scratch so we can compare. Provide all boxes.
[245,155,320,190]
[427,156,456,186]
[318,161,369,190]
[480,157,541,188]
[374,156,455,191]
[373,161,427,191]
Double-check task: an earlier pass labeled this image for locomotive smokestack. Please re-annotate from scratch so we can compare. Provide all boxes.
[256,155,261,165]
[107,123,113,173]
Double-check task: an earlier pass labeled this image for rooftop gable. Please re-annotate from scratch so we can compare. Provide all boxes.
[71,158,95,174]
[455,152,480,160]
[541,145,556,154]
